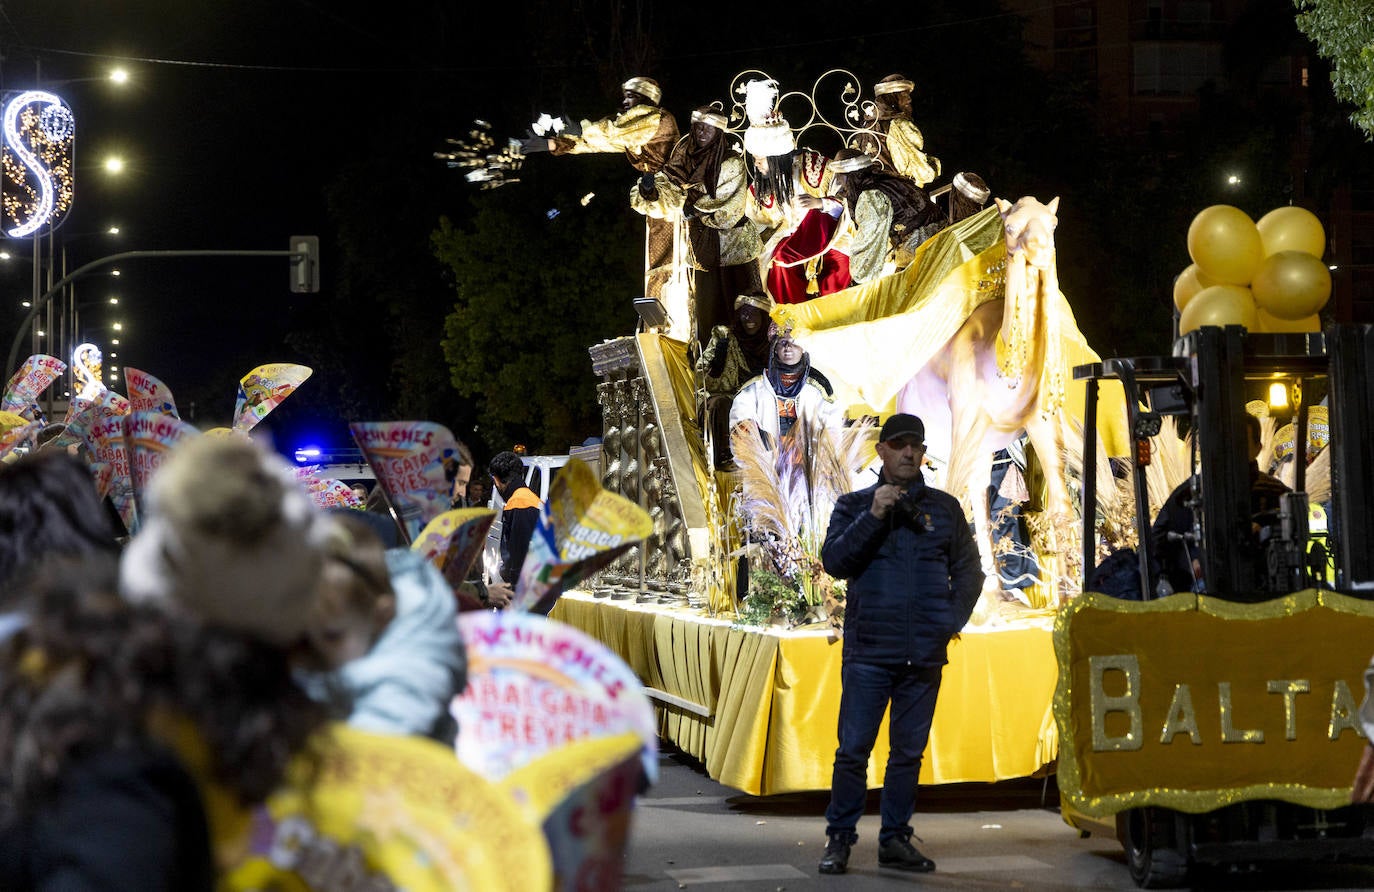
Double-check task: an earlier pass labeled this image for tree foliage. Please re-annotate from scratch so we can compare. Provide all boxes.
[1295,0,1374,139]
[433,158,639,455]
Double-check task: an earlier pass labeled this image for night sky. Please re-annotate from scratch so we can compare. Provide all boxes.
[2,2,478,424]
[0,1,1333,454]
[1,1,1035,446]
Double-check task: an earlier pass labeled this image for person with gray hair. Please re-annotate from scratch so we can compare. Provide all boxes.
[816,413,982,876]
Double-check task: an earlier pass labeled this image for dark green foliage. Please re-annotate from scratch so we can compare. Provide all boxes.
[433,157,639,454]
[739,567,809,628]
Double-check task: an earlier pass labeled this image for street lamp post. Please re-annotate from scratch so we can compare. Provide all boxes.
[5,242,320,379]
[58,228,123,398]
[3,63,131,411]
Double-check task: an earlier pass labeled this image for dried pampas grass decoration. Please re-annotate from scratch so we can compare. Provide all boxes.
[729,412,876,623]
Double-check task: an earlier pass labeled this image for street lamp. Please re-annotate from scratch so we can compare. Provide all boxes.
[56,226,124,399]
[4,65,134,412]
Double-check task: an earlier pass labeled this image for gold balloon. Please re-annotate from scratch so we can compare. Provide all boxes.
[1256,206,1326,259]
[1178,284,1258,334]
[1257,308,1321,333]
[1172,263,1217,311]
[1250,250,1332,319]
[1187,205,1264,285]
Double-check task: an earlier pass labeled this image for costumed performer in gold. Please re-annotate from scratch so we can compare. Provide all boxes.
[859,74,941,188]
[526,76,680,300]
[696,292,775,468]
[634,104,763,349]
[829,148,945,284]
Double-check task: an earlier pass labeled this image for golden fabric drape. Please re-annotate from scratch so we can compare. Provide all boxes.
[771,206,1131,456]
[639,333,712,499]
[551,592,1058,796]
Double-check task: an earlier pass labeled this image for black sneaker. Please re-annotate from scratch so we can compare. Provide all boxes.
[818,837,851,875]
[878,837,935,872]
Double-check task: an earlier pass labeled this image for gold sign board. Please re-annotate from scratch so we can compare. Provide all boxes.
[1054,590,1374,816]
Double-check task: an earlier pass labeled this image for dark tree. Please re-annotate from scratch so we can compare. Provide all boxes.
[433,157,639,455]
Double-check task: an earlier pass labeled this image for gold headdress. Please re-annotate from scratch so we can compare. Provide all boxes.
[734,293,776,313]
[952,171,990,204]
[691,103,728,131]
[828,152,876,174]
[622,77,662,105]
[874,76,915,96]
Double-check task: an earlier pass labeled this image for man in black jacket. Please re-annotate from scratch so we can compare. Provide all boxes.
[816,413,983,876]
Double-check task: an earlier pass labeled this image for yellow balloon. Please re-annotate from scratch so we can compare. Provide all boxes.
[1250,250,1332,319]
[1178,284,1258,334]
[1256,206,1326,259]
[1172,263,1218,312]
[1257,308,1321,333]
[1187,205,1264,285]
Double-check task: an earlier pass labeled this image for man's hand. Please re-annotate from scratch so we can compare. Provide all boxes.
[694,326,730,373]
[638,172,658,201]
[870,483,902,519]
[485,582,514,609]
[795,194,826,211]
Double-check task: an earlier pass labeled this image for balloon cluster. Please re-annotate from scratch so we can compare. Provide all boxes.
[1174,205,1330,335]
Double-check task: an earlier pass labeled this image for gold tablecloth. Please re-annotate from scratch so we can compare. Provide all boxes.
[550,591,1059,796]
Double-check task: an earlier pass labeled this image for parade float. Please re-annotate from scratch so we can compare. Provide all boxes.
[436,69,1141,796]
[452,71,1374,848]
[6,60,1371,888]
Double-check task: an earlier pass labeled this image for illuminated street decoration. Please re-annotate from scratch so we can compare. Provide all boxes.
[72,342,103,400]
[2,90,76,238]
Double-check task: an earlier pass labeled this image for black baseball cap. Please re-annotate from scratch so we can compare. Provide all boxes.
[879,413,925,444]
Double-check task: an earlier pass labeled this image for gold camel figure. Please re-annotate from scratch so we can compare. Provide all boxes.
[896,196,1076,615]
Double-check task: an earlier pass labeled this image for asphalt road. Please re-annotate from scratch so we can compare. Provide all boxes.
[623,746,1374,891]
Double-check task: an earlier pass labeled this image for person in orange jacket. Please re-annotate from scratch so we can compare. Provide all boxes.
[487,451,542,604]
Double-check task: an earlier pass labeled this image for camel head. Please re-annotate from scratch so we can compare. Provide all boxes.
[994,196,1059,270]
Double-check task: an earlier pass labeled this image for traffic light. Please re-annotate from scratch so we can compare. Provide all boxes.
[289,235,319,293]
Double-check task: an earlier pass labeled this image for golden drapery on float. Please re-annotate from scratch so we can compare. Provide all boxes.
[551,592,1059,795]
[771,205,1131,456]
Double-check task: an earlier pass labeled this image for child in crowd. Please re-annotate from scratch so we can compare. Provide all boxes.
[309,513,396,669]
[307,512,467,743]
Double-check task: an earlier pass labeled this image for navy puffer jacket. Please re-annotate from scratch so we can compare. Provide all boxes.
[821,474,984,667]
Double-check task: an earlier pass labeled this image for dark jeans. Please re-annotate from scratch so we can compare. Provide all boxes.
[825,660,942,845]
